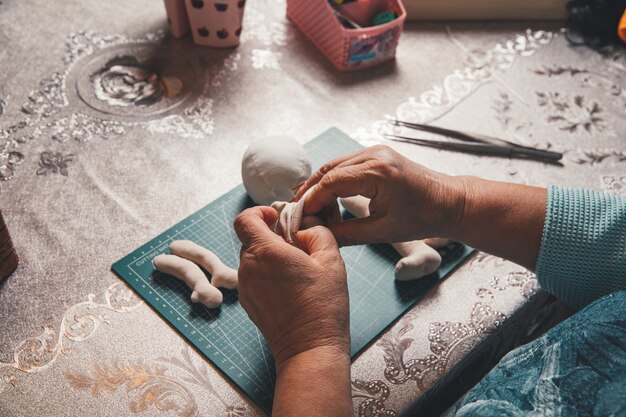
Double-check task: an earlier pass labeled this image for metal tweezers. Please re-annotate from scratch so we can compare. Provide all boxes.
[385,119,563,162]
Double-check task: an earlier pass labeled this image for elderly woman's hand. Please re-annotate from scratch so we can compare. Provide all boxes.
[296,144,547,270]
[234,206,354,417]
[296,145,465,246]
[234,206,350,363]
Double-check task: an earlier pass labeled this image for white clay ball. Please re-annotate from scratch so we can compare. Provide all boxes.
[241,136,312,206]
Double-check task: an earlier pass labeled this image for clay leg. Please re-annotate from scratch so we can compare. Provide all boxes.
[340,196,443,280]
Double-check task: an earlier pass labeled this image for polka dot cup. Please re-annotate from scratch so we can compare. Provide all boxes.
[165,0,246,47]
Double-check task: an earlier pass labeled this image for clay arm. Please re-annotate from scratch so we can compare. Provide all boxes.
[340,196,446,280]
[391,240,442,280]
[169,240,239,289]
[153,254,224,308]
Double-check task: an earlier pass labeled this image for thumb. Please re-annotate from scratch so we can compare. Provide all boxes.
[328,216,385,247]
[234,206,281,249]
[294,225,340,260]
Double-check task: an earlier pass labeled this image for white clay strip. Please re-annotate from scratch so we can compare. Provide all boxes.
[340,195,443,281]
[271,199,304,244]
[153,254,223,308]
[390,241,442,281]
[169,240,238,289]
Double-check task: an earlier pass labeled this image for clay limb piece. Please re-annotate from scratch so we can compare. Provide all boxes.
[241,136,312,206]
[271,199,304,244]
[153,254,223,308]
[169,240,238,289]
[270,187,321,244]
[339,195,370,218]
[390,241,442,281]
[339,196,443,281]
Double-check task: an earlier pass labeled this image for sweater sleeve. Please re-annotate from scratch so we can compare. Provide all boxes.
[535,185,626,309]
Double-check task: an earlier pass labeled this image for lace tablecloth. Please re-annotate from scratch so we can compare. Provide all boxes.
[1,1,624,416]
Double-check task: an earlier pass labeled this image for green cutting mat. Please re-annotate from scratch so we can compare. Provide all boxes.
[112,127,473,414]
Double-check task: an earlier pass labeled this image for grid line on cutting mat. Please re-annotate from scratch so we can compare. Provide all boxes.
[112,127,474,414]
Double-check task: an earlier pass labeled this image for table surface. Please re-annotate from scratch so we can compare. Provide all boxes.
[1,1,624,416]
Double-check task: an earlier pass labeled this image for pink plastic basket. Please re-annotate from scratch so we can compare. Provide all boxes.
[287,0,406,71]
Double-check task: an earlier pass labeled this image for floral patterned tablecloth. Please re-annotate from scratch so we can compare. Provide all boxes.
[1,1,624,416]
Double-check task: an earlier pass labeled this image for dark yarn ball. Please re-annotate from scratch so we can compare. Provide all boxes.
[565,0,626,47]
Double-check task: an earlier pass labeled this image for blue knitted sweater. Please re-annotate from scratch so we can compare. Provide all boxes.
[536,186,626,309]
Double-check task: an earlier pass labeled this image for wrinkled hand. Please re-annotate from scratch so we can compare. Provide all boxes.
[234,207,350,365]
[295,145,464,246]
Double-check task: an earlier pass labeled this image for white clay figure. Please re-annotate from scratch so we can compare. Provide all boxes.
[241,136,312,206]
[153,254,223,308]
[340,195,449,281]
